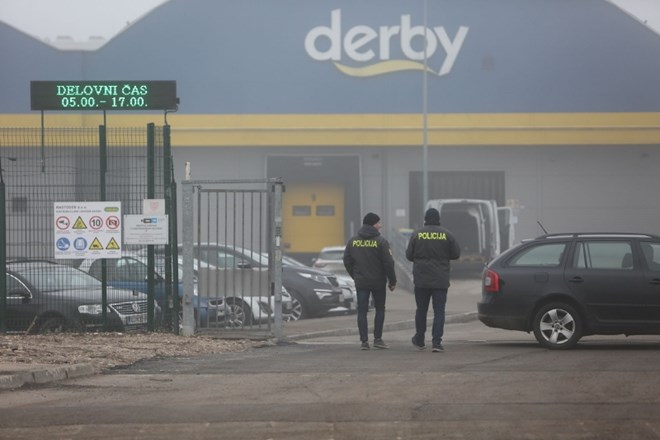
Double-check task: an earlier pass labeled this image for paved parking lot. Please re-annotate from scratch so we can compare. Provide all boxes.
[4,275,660,439]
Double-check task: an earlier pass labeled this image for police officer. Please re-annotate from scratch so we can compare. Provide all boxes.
[406,207,461,352]
[343,212,397,350]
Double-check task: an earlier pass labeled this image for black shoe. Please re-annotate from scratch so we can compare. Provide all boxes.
[411,335,426,350]
[361,342,370,350]
[432,343,444,353]
[373,339,389,349]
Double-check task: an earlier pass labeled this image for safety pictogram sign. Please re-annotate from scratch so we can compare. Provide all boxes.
[89,216,103,230]
[89,237,104,250]
[55,216,70,230]
[72,217,87,229]
[53,201,122,259]
[106,237,120,250]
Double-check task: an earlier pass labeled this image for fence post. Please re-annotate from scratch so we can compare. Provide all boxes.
[99,124,109,330]
[0,170,6,332]
[271,179,284,342]
[163,124,179,334]
[146,123,156,331]
[181,180,195,336]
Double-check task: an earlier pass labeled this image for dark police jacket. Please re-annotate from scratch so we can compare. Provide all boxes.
[405,224,461,288]
[343,224,397,290]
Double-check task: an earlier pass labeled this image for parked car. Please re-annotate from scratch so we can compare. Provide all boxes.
[479,232,660,349]
[312,245,348,275]
[78,253,292,327]
[282,254,356,314]
[177,243,343,320]
[193,255,295,326]
[5,260,151,333]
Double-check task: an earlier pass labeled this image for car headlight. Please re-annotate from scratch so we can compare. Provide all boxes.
[78,304,104,315]
[335,275,355,289]
[299,272,331,285]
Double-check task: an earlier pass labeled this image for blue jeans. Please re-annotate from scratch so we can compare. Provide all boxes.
[356,287,386,343]
[414,287,448,346]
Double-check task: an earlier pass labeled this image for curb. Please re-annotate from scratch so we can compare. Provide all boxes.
[0,363,97,391]
[286,311,478,341]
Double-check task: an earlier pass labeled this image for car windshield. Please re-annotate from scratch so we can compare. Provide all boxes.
[179,245,269,268]
[131,256,186,279]
[14,265,101,291]
[233,247,269,266]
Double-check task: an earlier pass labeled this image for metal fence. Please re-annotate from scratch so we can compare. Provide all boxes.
[0,125,178,334]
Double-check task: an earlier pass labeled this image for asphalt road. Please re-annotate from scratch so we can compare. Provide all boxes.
[2,308,660,439]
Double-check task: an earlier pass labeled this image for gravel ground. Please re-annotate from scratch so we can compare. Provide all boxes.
[0,332,260,371]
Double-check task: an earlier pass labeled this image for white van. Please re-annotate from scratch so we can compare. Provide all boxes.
[425,198,501,266]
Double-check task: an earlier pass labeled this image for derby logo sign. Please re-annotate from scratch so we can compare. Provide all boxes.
[305,9,469,77]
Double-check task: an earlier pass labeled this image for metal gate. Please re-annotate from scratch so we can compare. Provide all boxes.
[180,178,285,341]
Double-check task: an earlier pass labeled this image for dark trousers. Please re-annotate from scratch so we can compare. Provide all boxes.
[356,287,386,343]
[414,287,448,345]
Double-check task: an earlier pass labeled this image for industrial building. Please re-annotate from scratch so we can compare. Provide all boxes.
[2,0,660,262]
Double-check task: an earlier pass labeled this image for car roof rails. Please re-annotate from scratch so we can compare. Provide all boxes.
[536,232,660,240]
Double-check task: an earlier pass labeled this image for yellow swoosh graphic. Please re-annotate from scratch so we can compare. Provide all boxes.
[333,60,438,77]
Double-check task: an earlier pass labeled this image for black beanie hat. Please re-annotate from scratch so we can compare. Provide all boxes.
[424,208,441,225]
[362,212,381,226]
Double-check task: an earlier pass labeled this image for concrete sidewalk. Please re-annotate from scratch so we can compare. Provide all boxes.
[0,277,481,390]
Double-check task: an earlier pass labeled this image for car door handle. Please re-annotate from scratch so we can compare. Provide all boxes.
[568,276,584,283]
[649,279,660,285]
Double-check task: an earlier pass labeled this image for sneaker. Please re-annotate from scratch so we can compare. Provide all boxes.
[373,339,389,349]
[361,342,370,350]
[432,344,444,353]
[411,335,426,350]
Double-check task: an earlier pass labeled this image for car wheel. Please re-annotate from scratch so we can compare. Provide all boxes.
[287,291,307,321]
[224,298,252,328]
[532,302,583,349]
[37,317,69,334]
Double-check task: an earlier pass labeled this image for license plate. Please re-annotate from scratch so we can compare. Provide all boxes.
[125,313,148,325]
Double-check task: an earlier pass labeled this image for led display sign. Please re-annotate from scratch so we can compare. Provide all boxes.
[30,81,178,111]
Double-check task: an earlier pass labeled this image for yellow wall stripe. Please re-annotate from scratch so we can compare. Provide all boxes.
[2,113,660,146]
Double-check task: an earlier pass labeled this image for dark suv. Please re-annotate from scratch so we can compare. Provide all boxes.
[479,233,660,349]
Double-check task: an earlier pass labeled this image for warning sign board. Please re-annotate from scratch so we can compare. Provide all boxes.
[53,201,122,259]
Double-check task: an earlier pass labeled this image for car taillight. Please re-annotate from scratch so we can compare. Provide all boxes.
[483,269,500,293]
